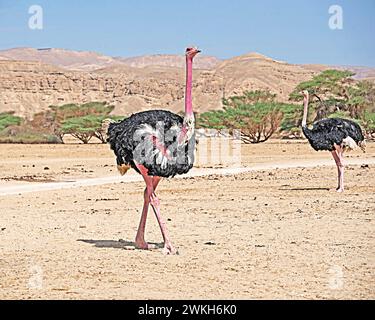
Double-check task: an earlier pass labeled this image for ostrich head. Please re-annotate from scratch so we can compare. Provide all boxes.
[302,90,309,101]
[185,47,201,59]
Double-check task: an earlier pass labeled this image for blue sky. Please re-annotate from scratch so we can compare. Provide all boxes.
[0,0,374,66]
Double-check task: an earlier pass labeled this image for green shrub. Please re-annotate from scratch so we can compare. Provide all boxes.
[0,112,22,132]
[277,104,302,133]
[198,92,286,143]
[197,90,306,142]
[0,130,61,144]
[289,69,355,101]
[61,114,124,143]
[361,111,375,136]
[32,101,115,141]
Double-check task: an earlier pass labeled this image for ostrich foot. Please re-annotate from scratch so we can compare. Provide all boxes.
[330,187,344,193]
[162,243,179,255]
[135,239,157,250]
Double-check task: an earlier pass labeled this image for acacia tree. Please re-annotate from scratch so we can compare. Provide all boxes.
[228,103,283,143]
[28,102,116,142]
[61,115,98,144]
[51,102,115,140]
[289,69,355,100]
[289,69,357,120]
[0,112,22,132]
[197,90,293,143]
[223,90,276,107]
[347,80,375,118]
[61,114,124,144]
[361,111,375,137]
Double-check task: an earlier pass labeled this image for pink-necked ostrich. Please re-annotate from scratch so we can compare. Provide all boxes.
[106,47,200,254]
[301,90,366,192]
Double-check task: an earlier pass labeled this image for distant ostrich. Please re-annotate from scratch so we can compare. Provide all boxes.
[105,47,200,254]
[301,90,366,192]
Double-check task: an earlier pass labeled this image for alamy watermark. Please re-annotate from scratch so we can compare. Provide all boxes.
[130,124,242,169]
[195,129,242,167]
[28,5,43,30]
[328,265,344,290]
[27,264,43,289]
[328,5,343,30]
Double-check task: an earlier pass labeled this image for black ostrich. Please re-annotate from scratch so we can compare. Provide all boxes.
[105,47,200,254]
[301,90,366,192]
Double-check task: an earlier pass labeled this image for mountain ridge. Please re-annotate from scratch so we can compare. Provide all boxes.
[0,47,374,119]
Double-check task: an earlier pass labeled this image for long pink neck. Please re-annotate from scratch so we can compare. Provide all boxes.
[184,55,193,116]
[302,96,309,127]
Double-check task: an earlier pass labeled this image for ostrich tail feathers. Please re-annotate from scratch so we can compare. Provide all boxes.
[117,164,131,176]
[342,137,358,152]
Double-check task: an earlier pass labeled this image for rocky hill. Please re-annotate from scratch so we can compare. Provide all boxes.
[115,54,220,69]
[0,48,121,71]
[0,47,220,71]
[0,60,222,119]
[0,47,373,119]
[211,52,328,100]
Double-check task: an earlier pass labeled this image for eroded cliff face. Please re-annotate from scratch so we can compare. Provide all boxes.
[0,60,224,119]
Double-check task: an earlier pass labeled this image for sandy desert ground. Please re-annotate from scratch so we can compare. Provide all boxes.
[0,139,374,299]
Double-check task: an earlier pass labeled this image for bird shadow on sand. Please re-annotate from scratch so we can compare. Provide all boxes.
[279,187,330,191]
[77,239,164,251]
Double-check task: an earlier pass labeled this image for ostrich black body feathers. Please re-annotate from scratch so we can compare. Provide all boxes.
[107,110,195,178]
[302,117,364,151]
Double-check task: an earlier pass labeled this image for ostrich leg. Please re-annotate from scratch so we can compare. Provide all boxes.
[136,164,176,254]
[336,146,345,192]
[149,185,177,255]
[135,169,161,250]
[331,147,344,192]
